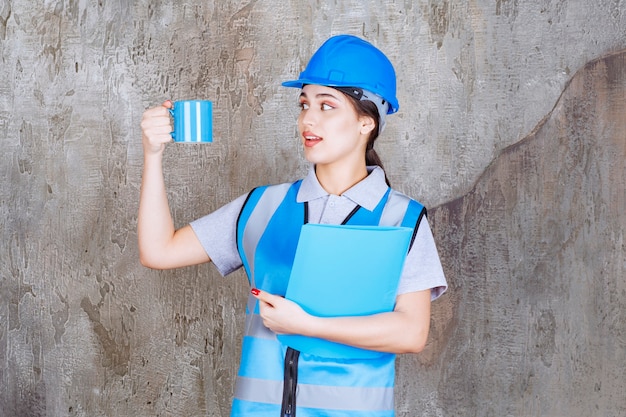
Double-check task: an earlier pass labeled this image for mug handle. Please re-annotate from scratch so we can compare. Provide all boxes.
[168,106,176,140]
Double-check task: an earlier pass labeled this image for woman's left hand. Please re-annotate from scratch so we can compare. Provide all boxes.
[251,289,312,335]
[251,287,432,354]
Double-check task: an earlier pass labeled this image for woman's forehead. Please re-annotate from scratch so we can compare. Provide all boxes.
[301,84,344,98]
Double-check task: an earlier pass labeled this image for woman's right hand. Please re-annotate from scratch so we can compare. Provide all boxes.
[138,99,211,270]
[140,100,174,156]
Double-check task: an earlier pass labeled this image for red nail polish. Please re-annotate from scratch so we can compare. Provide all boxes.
[251,288,260,296]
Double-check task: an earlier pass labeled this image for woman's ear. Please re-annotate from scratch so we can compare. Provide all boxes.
[359,115,376,136]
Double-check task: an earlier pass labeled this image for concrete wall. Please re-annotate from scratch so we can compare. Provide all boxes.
[1,1,624,416]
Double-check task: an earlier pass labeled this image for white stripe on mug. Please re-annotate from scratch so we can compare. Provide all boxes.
[184,101,192,142]
[195,101,202,142]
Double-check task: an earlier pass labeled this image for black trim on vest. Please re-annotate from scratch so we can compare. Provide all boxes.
[235,187,259,254]
[341,205,363,225]
[303,201,309,225]
[304,201,365,225]
[408,207,427,252]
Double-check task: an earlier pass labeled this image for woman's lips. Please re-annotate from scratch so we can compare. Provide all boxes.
[303,132,322,147]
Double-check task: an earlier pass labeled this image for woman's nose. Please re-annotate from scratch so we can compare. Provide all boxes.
[300,108,316,127]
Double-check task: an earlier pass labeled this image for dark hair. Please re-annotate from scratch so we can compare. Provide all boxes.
[342,92,391,186]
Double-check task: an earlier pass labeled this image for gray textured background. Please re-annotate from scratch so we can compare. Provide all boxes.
[1,1,625,416]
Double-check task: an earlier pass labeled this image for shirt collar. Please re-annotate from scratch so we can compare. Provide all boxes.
[296,165,389,211]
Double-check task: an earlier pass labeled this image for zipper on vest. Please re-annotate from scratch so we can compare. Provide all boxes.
[281,347,300,417]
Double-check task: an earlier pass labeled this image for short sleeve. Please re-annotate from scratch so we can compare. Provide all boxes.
[396,216,448,300]
[189,194,247,276]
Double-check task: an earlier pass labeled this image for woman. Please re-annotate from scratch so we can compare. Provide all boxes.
[139,34,447,416]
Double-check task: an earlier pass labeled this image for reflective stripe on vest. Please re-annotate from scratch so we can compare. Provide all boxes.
[235,377,394,411]
[233,181,425,417]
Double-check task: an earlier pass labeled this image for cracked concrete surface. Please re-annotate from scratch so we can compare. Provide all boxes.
[0,1,625,416]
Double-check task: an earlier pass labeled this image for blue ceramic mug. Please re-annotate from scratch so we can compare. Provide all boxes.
[170,100,213,143]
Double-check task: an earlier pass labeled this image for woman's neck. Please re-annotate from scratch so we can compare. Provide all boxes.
[314,163,369,196]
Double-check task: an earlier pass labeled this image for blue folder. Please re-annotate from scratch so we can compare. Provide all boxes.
[277,223,413,359]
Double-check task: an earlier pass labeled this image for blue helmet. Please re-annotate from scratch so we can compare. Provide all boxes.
[282,35,399,114]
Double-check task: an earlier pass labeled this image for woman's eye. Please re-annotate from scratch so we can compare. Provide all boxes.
[299,102,333,111]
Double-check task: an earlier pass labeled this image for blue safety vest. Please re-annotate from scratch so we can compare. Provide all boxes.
[233,180,425,417]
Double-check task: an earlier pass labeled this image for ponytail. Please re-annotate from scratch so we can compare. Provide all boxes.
[366,147,391,186]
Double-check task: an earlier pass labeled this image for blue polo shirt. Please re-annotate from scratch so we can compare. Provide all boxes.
[190,166,447,300]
